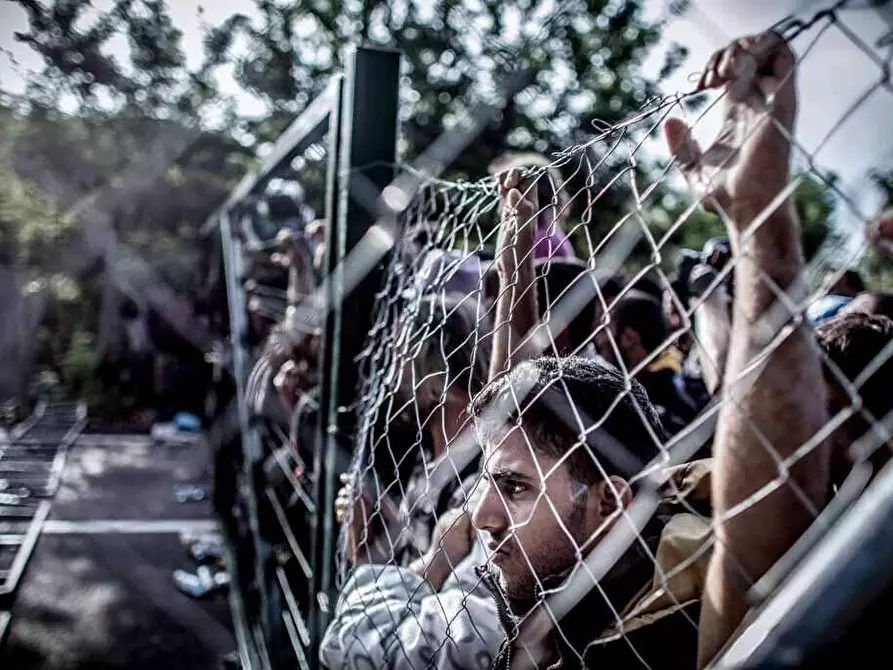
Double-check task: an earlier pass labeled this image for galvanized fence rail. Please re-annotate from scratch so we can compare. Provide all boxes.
[211,46,400,670]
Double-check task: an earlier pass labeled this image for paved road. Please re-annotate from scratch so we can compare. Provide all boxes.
[0,433,235,669]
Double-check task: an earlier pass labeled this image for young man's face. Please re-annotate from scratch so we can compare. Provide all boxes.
[472,425,615,600]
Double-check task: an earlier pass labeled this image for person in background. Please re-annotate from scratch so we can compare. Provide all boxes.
[531,257,599,357]
[595,290,703,434]
[842,291,893,321]
[272,227,317,331]
[320,295,498,669]
[484,168,598,379]
[815,311,893,491]
[867,208,893,258]
[305,218,328,273]
[627,274,665,302]
[664,280,692,353]
[321,495,502,670]
[414,247,489,299]
[379,294,493,564]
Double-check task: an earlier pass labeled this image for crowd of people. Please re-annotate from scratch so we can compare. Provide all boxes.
[235,30,893,669]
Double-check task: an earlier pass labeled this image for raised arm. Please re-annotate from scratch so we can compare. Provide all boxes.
[488,169,540,380]
[664,32,830,666]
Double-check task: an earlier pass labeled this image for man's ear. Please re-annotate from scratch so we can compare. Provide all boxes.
[595,476,632,518]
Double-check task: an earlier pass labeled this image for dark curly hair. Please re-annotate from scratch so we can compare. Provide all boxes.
[470,356,666,485]
[816,312,893,422]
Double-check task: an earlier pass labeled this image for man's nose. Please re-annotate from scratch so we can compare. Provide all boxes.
[472,481,507,535]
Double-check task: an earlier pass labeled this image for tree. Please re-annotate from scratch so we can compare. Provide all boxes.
[197,0,693,247]
[6,0,698,280]
[206,1,675,153]
[0,111,76,272]
[10,0,224,120]
[10,0,698,242]
[4,0,254,412]
[654,172,839,278]
[2,0,700,406]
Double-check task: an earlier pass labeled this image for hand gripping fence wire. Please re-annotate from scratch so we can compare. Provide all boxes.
[307,2,893,669]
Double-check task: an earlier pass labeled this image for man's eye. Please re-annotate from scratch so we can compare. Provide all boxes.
[501,482,527,498]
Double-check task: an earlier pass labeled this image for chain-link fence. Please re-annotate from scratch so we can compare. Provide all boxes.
[307,2,893,669]
[216,125,335,670]
[211,46,406,670]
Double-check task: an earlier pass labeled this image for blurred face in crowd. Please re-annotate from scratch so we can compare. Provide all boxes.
[593,324,615,366]
[398,359,471,459]
[306,219,327,271]
[825,271,863,299]
[592,302,619,366]
[594,322,644,370]
[472,425,629,600]
[824,372,893,487]
[663,290,692,355]
[823,375,885,489]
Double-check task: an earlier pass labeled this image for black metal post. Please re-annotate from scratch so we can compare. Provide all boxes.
[311,45,401,652]
[219,209,274,670]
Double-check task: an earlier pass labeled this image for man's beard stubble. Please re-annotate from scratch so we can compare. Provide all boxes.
[499,501,589,602]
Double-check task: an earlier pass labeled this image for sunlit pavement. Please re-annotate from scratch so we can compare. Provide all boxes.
[0,434,235,669]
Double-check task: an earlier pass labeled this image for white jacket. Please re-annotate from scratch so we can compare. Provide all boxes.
[319,539,502,669]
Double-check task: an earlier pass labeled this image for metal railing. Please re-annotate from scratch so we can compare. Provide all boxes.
[0,400,86,645]
[212,46,400,670]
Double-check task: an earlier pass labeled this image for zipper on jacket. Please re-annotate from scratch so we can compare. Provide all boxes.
[476,565,516,670]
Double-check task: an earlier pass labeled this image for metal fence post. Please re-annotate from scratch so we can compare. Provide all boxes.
[219,209,274,669]
[311,45,401,651]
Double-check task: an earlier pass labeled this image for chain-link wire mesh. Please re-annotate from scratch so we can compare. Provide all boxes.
[311,2,893,668]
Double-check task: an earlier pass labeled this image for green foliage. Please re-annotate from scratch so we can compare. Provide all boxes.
[5,0,252,413]
[7,0,257,289]
[60,329,120,414]
[11,0,221,119]
[0,116,75,270]
[204,0,686,236]
[860,248,893,292]
[12,0,688,235]
[795,173,838,262]
[8,0,882,432]
[651,173,839,274]
[6,0,688,277]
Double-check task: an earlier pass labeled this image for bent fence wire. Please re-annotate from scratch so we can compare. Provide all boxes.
[286,2,893,669]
